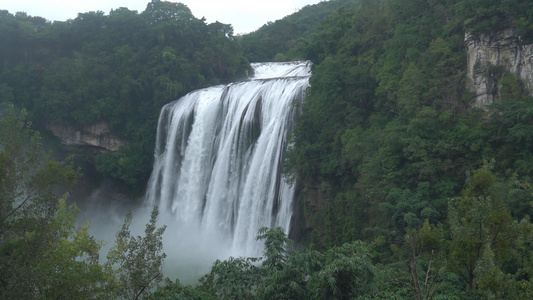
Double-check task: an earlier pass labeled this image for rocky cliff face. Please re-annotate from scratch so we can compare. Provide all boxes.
[466,29,533,107]
[47,122,127,152]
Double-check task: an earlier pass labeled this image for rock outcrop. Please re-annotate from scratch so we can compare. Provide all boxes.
[465,29,533,107]
[47,122,127,152]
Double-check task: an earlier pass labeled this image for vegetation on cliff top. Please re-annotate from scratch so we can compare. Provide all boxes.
[0,0,249,190]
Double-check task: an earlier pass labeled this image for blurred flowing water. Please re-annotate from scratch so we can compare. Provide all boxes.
[145,61,311,265]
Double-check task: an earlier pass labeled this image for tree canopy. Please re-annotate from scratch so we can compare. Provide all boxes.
[0,1,250,190]
[0,106,168,298]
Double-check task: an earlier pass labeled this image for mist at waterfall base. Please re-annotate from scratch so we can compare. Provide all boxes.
[81,61,311,284]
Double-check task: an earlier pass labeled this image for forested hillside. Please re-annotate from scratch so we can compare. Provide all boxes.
[2,0,533,298]
[238,0,361,62]
[281,0,533,298]
[287,0,533,243]
[0,0,249,190]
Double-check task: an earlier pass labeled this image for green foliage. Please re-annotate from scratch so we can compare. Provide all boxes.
[0,105,77,232]
[438,165,533,299]
[0,106,172,299]
[390,220,445,300]
[447,165,514,293]
[257,226,291,271]
[0,1,250,188]
[200,256,261,300]
[201,228,377,300]
[153,279,214,300]
[308,241,376,299]
[283,0,533,254]
[96,143,154,190]
[385,182,439,236]
[488,74,533,176]
[105,206,167,299]
[0,105,109,298]
[276,4,533,300]
[207,1,533,298]
[239,0,361,62]
[257,248,323,300]
[456,0,533,41]
[3,1,533,297]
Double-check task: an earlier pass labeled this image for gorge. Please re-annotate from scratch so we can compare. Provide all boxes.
[4,0,533,297]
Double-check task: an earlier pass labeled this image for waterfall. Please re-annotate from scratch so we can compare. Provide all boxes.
[145,61,310,257]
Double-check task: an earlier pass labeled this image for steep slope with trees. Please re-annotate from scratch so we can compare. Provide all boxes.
[286,0,533,246]
[280,0,533,297]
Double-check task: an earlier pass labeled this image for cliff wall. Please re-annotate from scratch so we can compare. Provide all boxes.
[47,122,127,152]
[466,29,533,107]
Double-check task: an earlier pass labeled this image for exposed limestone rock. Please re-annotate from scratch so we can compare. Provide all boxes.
[47,122,127,152]
[465,29,533,107]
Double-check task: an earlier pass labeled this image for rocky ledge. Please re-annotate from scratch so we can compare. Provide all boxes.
[465,29,533,107]
[47,122,127,152]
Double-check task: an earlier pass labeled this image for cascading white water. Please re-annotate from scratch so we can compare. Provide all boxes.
[145,61,310,257]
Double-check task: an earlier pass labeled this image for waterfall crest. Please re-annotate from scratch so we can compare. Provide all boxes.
[145,61,310,256]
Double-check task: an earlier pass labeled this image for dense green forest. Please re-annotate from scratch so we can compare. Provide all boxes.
[286,0,533,244]
[0,0,249,190]
[2,0,533,298]
[0,105,168,298]
[282,0,533,298]
[238,0,361,62]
